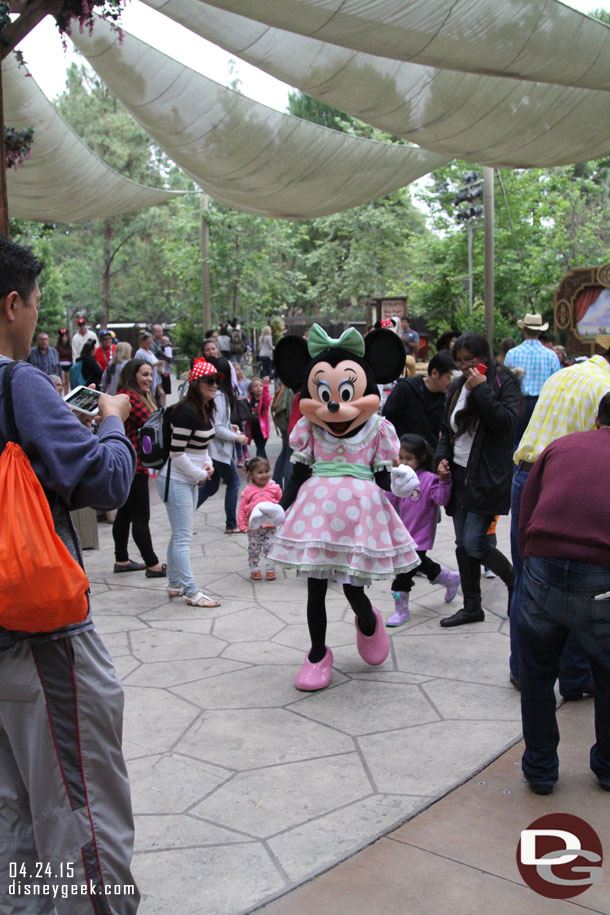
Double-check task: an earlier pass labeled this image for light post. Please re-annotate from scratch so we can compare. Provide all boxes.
[453,170,483,313]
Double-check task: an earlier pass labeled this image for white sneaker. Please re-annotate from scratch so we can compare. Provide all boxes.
[484,568,496,579]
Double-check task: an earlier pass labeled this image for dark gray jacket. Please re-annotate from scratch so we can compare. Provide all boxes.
[435,362,520,515]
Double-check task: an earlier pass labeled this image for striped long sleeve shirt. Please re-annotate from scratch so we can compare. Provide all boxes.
[162,401,215,485]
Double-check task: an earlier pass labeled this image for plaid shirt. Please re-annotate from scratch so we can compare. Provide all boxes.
[514,355,610,463]
[27,345,61,377]
[119,388,153,474]
[503,338,560,395]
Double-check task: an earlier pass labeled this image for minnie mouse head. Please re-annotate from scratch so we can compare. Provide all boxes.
[274,323,405,438]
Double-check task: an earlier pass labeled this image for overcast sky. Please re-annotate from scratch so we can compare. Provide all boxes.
[19,0,610,112]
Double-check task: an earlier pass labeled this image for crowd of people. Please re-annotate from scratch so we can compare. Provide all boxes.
[3,227,610,912]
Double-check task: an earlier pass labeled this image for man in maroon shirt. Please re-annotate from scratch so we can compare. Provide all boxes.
[517,393,610,795]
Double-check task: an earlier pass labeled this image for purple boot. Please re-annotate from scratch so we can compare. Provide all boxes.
[432,567,461,603]
[386,591,410,627]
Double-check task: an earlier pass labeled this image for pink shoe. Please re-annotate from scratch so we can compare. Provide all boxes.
[355,607,389,666]
[295,647,334,691]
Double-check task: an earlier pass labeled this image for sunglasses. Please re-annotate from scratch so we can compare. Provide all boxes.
[200,376,219,386]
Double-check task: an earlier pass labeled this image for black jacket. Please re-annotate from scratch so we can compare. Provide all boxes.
[434,362,520,515]
[382,375,446,447]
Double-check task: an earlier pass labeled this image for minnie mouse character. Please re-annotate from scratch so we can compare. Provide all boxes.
[250,324,420,691]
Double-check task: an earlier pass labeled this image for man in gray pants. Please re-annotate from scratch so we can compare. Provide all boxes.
[0,237,140,914]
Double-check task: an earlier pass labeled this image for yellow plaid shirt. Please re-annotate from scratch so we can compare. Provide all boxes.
[514,355,610,464]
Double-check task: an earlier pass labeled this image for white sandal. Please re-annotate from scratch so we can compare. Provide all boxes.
[184,591,220,608]
[167,587,184,599]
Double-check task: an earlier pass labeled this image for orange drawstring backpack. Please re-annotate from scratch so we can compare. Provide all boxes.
[0,362,89,632]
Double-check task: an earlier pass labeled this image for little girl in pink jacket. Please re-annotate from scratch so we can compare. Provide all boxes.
[238,457,282,581]
[246,376,272,458]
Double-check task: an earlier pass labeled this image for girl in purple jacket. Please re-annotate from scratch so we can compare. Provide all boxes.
[386,434,460,626]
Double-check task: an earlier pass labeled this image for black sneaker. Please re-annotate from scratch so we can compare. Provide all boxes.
[528,782,554,796]
[440,607,484,628]
[561,684,594,701]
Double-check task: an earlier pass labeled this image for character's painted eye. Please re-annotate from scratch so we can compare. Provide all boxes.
[316,381,332,403]
[338,380,355,402]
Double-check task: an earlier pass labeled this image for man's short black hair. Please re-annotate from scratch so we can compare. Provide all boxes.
[0,236,43,304]
[427,350,455,376]
[598,392,610,426]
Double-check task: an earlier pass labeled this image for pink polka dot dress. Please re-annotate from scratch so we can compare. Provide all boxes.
[269,415,419,585]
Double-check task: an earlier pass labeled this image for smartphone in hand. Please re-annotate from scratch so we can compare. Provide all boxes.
[63,385,101,415]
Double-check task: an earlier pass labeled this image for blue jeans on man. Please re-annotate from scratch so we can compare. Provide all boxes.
[196,458,240,529]
[272,428,292,492]
[518,556,610,788]
[510,467,591,695]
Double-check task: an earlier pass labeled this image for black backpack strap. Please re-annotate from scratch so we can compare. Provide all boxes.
[164,459,171,502]
[1,361,18,444]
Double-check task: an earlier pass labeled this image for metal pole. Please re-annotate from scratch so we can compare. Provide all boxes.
[483,166,494,348]
[467,221,473,312]
[200,193,211,331]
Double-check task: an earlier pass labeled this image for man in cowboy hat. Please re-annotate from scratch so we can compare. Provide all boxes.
[504,312,560,442]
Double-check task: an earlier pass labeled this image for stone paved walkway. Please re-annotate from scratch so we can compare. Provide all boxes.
[83,432,520,914]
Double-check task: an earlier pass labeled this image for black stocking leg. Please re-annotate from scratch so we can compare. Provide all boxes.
[344,583,376,636]
[307,578,328,663]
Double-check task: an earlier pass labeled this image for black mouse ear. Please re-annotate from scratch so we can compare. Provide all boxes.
[365,329,406,383]
[273,336,310,391]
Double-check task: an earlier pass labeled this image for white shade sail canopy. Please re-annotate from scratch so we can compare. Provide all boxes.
[68,19,449,218]
[196,0,610,92]
[144,0,610,168]
[3,54,182,222]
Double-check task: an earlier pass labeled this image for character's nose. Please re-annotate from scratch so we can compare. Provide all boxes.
[327,401,340,414]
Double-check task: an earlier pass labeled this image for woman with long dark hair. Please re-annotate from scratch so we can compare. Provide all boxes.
[73,339,102,389]
[112,358,166,576]
[435,333,520,627]
[56,328,72,394]
[196,356,248,533]
[157,359,221,606]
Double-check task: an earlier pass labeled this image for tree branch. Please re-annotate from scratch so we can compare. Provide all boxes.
[1,0,60,60]
[105,227,140,270]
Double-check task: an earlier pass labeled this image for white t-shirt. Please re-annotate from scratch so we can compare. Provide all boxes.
[71,329,98,359]
[450,384,477,468]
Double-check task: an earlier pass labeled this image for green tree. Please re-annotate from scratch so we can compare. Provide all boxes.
[409,159,610,347]
[50,63,174,326]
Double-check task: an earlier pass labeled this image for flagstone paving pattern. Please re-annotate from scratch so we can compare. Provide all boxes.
[84,460,520,915]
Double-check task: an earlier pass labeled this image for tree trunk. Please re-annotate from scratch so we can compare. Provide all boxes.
[232,236,239,320]
[0,62,9,237]
[102,218,112,327]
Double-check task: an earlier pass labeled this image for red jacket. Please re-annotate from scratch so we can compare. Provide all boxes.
[119,388,152,475]
[246,383,271,441]
[94,344,116,370]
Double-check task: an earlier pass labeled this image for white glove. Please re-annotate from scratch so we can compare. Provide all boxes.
[390,465,419,498]
[249,502,286,529]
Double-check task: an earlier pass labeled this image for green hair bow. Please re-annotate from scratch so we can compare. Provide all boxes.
[307,323,365,360]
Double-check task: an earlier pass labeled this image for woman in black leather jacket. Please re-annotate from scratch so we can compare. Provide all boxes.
[435,333,520,627]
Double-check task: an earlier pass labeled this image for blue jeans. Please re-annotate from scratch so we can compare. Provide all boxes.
[196,458,239,529]
[509,468,591,693]
[518,556,610,785]
[272,429,292,491]
[157,476,198,597]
